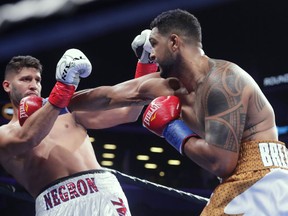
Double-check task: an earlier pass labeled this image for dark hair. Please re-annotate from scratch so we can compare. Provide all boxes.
[150,9,202,43]
[4,55,42,79]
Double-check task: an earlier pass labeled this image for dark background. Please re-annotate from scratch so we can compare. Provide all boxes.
[0,0,288,215]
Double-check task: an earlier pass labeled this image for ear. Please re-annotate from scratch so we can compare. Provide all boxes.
[169,34,180,52]
[2,80,11,93]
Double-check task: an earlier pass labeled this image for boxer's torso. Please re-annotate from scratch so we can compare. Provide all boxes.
[1,113,101,198]
[179,59,277,142]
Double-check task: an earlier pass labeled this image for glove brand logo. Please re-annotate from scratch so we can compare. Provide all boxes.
[19,100,28,119]
[151,113,157,121]
[143,103,160,126]
[59,54,78,81]
[25,103,29,112]
[61,64,72,81]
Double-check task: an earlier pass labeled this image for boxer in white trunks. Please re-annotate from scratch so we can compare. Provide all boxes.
[0,47,184,215]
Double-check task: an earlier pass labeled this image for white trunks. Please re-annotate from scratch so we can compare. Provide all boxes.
[35,170,131,216]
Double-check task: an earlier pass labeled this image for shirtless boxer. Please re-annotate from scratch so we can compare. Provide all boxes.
[0,47,183,215]
[139,9,288,215]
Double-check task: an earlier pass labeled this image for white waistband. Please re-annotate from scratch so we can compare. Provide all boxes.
[35,170,113,212]
[258,142,288,167]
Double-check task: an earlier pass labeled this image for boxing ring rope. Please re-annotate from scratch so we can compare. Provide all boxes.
[106,168,209,205]
[0,169,209,212]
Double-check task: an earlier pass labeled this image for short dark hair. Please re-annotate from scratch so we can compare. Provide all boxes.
[4,55,42,79]
[150,9,202,43]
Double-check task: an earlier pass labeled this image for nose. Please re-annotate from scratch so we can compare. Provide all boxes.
[149,50,156,62]
[29,79,38,90]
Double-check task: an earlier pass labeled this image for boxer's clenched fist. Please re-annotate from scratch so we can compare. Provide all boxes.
[18,96,69,126]
[49,48,92,108]
[131,30,158,78]
[18,95,44,126]
[143,96,198,154]
[131,29,154,64]
[56,48,92,88]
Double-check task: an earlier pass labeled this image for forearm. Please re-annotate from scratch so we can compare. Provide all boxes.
[68,86,143,112]
[142,95,237,178]
[74,105,144,129]
[163,120,238,178]
[183,137,238,178]
[68,88,110,111]
[68,78,154,112]
[17,103,60,149]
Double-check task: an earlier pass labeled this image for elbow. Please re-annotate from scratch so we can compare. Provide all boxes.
[212,165,233,179]
[211,159,238,179]
[18,131,39,149]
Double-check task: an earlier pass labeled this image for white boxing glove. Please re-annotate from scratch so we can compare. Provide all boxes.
[131,29,154,64]
[56,48,92,88]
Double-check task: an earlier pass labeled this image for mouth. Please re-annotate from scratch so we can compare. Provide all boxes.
[25,92,39,97]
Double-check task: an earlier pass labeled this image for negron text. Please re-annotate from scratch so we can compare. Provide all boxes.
[44,177,98,210]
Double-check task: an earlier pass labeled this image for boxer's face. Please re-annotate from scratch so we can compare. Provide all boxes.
[150,28,176,79]
[3,67,42,106]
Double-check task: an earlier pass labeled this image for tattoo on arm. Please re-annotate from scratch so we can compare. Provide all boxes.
[254,90,266,112]
[204,64,246,152]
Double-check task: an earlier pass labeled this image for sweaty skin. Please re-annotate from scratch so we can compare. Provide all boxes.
[0,67,186,198]
[149,27,277,179]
